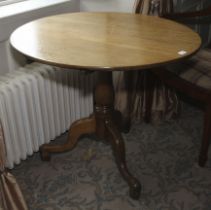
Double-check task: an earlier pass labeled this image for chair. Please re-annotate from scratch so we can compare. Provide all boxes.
[146,4,211,167]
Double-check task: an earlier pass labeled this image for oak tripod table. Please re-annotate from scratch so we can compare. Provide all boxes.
[10,12,201,199]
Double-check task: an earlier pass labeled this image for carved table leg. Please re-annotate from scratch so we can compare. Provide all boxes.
[40,117,96,161]
[94,76,141,199]
[199,105,211,167]
[106,120,141,199]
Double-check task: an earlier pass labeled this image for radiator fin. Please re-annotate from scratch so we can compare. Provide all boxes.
[0,63,96,168]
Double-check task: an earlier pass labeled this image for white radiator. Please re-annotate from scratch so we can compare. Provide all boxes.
[0,62,96,169]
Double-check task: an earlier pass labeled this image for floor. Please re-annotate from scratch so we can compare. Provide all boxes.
[12,102,211,210]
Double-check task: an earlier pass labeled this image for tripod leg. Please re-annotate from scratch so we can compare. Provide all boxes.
[106,120,141,199]
[40,116,96,161]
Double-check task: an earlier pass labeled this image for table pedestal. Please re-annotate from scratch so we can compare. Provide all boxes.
[40,73,141,199]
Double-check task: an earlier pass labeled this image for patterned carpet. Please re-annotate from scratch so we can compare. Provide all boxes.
[11,102,211,210]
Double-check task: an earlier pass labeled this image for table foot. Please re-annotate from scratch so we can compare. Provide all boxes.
[40,117,96,161]
[40,148,51,161]
[106,120,141,199]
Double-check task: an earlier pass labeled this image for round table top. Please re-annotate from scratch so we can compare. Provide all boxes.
[10,12,201,71]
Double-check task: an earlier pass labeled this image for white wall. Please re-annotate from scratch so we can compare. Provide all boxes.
[0,0,79,75]
[80,0,136,12]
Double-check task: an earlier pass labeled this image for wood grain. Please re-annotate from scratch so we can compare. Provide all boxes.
[10,12,201,71]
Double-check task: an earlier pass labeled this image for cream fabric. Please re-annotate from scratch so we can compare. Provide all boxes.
[134,0,174,14]
[0,121,28,210]
[113,0,179,124]
[134,0,151,14]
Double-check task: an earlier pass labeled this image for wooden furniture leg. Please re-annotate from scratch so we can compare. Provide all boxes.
[199,104,211,166]
[40,117,96,161]
[40,72,141,199]
[94,80,141,199]
[106,120,141,199]
[145,71,155,123]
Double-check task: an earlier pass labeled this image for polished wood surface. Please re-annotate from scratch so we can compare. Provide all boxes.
[10,12,201,71]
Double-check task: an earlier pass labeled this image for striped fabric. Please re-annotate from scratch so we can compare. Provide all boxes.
[169,49,211,90]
